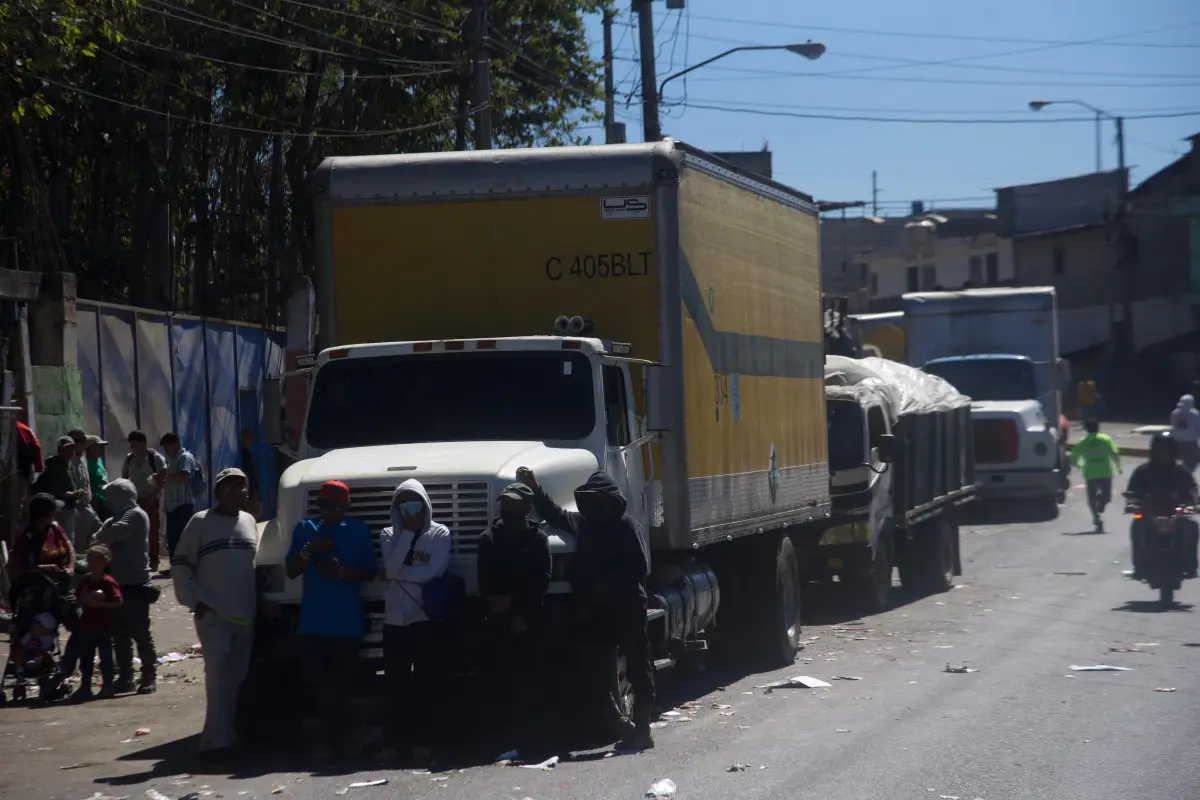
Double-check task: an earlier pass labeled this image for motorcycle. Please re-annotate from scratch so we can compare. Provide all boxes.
[1123,496,1197,609]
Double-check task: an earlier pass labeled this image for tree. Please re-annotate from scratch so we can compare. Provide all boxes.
[0,0,602,319]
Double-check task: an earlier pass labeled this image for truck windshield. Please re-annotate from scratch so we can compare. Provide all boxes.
[921,359,1036,402]
[827,400,866,472]
[306,351,596,449]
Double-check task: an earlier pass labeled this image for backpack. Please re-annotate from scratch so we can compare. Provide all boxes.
[189,457,207,502]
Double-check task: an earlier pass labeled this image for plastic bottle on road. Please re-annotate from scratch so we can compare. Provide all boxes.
[646,778,677,798]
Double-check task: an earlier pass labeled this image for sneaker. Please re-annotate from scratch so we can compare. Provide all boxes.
[69,687,95,703]
[136,681,157,695]
[96,685,117,700]
[615,727,655,752]
[112,678,135,694]
[11,683,26,702]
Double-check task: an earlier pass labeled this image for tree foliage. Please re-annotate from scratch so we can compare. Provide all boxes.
[0,0,603,320]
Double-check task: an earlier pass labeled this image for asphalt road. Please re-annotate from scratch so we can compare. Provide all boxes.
[30,462,1200,800]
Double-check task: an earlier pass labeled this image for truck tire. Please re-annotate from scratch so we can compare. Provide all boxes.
[847,532,893,614]
[900,517,955,596]
[758,534,804,667]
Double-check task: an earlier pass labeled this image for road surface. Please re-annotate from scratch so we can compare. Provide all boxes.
[13,463,1200,800]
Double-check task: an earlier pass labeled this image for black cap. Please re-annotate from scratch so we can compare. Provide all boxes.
[500,483,534,502]
[55,435,76,450]
[67,428,87,441]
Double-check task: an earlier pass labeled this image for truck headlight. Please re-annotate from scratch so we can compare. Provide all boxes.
[257,565,286,594]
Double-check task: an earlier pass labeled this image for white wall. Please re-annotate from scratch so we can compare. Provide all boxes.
[1058,294,1199,354]
[868,234,1015,301]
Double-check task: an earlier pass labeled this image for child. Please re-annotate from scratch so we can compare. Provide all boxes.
[17,612,58,674]
[1070,419,1122,532]
[71,545,123,701]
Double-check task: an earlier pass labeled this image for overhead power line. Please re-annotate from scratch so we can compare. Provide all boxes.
[50,78,460,138]
[665,96,1200,117]
[676,101,1200,124]
[687,14,1200,49]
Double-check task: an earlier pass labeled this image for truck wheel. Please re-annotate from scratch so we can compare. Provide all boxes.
[848,533,893,614]
[758,535,803,667]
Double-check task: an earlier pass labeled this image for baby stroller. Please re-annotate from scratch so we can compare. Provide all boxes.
[2,572,68,705]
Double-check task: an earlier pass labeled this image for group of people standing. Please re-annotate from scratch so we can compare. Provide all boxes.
[284,468,655,766]
[3,426,223,706]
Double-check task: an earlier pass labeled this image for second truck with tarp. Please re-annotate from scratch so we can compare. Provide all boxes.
[795,355,976,612]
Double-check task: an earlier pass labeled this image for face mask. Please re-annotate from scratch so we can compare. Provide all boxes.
[501,511,526,528]
[397,500,424,519]
[575,491,615,521]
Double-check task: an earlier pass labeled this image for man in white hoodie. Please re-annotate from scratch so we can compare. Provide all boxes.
[377,478,451,764]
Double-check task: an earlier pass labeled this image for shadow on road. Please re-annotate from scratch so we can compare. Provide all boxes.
[801,582,925,627]
[961,501,1060,526]
[1111,600,1195,613]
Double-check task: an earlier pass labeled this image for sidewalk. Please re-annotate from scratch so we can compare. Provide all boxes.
[1068,420,1160,458]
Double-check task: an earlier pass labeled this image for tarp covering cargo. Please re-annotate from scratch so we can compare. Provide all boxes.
[825,355,974,520]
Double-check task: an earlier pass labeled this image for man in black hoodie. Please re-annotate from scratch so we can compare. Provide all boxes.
[477,483,552,746]
[515,467,655,751]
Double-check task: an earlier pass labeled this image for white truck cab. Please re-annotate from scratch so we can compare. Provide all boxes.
[258,334,658,659]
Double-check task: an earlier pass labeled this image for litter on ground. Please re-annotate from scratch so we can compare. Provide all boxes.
[1154,687,1177,692]
[944,664,979,674]
[1069,665,1133,672]
[520,756,559,770]
[645,778,677,798]
[756,676,832,690]
[831,676,862,681]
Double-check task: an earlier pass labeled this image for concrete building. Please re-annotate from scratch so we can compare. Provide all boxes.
[820,205,1014,312]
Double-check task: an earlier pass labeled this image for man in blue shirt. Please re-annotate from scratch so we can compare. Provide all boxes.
[285,480,377,760]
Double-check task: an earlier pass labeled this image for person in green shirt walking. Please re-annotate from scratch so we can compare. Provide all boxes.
[1070,419,1123,532]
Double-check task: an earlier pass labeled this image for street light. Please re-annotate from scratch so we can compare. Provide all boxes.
[643,41,826,140]
[1028,99,1124,174]
[658,42,825,102]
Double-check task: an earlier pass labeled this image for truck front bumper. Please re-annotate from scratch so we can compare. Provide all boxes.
[975,467,1059,500]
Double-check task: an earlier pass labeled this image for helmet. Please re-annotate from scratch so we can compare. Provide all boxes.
[1149,431,1178,460]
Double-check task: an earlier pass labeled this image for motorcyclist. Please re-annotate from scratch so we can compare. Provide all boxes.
[1125,432,1199,580]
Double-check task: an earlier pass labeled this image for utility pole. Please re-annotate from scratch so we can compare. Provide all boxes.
[470,0,492,150]
[1115,115,1134,358]
[633,0,660,142]
[871,170,879,216]
[603,9,616,144]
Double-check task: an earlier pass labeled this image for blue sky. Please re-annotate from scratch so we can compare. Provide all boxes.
[582,0,1200,214]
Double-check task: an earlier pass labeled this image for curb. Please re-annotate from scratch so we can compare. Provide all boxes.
[1118,445,1150,458]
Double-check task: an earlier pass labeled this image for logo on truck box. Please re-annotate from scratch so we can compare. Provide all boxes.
[601,196,651,220]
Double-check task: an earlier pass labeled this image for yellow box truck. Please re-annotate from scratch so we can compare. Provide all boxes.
[249,141,830,729]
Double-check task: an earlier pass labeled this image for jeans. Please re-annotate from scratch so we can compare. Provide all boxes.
[165,504,194,560]
[300,635,361,747]
[113,585,157,686]
[582,594,656,731]
[383,622,444,747]
[139,497,162,568]
[78,630,114,688]
[1086,478,1112,519]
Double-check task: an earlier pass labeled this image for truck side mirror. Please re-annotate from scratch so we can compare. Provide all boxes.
[875,433,898,464]
[643,365,675,432]
[263,377,283,446]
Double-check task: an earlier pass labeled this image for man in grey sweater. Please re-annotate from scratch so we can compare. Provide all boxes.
[95,478,157,694]
[172,468,258,762]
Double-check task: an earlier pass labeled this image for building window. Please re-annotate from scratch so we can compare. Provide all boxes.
[869,271,879,296]
[985,252,999,284]
[1052,247,1066,275]
[906,266,919,292]
[921,265,937,290]
[969,255,983,285]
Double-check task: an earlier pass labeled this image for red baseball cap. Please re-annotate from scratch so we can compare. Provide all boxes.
[317,480,350,506]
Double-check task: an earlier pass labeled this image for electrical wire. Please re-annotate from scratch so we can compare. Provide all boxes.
[687,14,1200,49]
[275,0,459,38]
[137,0,454,67]
[49,78,458,138]
[675,101,1200,124]
[119,33,451,79]
[668,96,1200,116]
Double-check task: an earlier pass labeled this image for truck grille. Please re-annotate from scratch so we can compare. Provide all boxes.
[973,419,1019,464]
[304,481,491,557]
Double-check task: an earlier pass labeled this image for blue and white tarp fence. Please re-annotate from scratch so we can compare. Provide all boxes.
[76,301,286,516]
